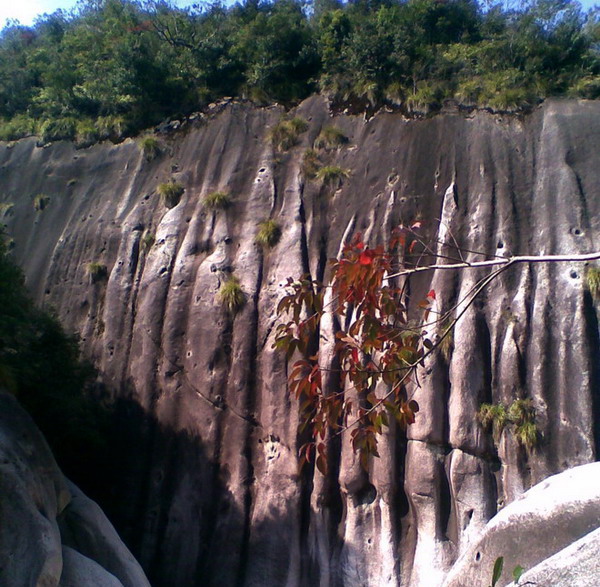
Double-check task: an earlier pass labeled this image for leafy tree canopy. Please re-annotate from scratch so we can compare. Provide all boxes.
[0,0,598,141]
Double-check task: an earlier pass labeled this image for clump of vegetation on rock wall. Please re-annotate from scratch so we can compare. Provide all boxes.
[158,181,185,208]
[270,117,309,151]
[203,190,231,210]
[219,276,245,315]
[255,219,281,249]
[478,398,539,450]
[314,126,347,150]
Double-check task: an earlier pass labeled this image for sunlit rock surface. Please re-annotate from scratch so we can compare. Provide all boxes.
[1,97,599,586]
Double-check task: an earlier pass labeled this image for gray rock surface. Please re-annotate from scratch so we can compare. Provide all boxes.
[0,392,149,587]
[506,526,600,587]
[1,97,599,586]
[443,462,600,586]
[59,546,123,587]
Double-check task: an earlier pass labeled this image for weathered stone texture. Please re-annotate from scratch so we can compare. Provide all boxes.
[1,97,598,585]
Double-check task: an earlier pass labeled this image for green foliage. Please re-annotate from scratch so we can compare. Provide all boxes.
[255,219,281,249]
[491,556,504,587]
[270,116,309,151]
[479,398,538,449]
[33,194,50,211]
[0,115,37,142]
[0,0,597,138]
[0,233,109,490]
[139,136,161,161]
[158,181,185,208]
[203,190,231,210]
[219,276,245,315]
[314,126,347,149]
[0,202,14,218]
[585,266,600,302]
[302,148,321,179]
[87,262,107,283]
[75,119,99,148]
[40,118,77,143]
[141,230,155,251]
[315,165,350,187]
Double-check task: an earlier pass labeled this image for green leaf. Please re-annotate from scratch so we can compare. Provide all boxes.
[491,556,504,586]
[512,565,525,582]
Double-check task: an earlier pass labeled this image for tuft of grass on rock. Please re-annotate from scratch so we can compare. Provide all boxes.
[585,266,600,302]
[0,202,14,217]
[33,194,50,211]
[141,230,155,251]
[139,136,161,161]
[255,219,281,249]
[301,148,321,179]
[158,181,185,208]
[203,191,231,210]
[314,126,348,149]
[87,262,108,283]
[270,116,309,151]
[315,165,350,187]
[219,276,245,315]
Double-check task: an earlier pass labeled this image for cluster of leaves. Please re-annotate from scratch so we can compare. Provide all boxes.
[478,398,538,449]
[0,234,110,489]
[0,0,598,143]
[274,229,442,472]
[270,116,309,151]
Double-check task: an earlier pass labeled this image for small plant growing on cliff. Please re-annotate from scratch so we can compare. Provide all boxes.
[315,165,350,187]
[0,202,14,218]
[255,219,281,249]
[585,266,600,302]
[203,191,231,210]
[87,262,108,283]
[219,277,245,315]
[33,194,50,211]
[270,117,308,151]
[141,230,155,251]
[158,181,185,208]
[301,149,321,179]
[479,398,538,449]
[139,136,161,161]
[75,119,99,148]
[314,126,348,149]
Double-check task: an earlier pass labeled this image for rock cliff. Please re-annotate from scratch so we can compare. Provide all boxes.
[1,97,599,586]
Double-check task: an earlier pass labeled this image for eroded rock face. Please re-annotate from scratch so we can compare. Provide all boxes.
[0,392,150,587]
[1,97,599,586]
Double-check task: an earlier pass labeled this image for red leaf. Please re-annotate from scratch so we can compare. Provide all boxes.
[358,250,374,265]
[427,289,436,300]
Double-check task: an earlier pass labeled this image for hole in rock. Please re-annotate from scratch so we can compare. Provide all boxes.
[572,227,583,236]
[259,168,266,173]
[356,483,377,506]
[497,241,504,249]
[570,270,579,279]
[475,552,481,562]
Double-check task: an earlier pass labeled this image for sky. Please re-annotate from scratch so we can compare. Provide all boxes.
[0,0,598,28]
[0,1,203,28]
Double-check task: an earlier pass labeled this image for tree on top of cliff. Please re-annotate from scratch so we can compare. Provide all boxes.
[0,0,598,142]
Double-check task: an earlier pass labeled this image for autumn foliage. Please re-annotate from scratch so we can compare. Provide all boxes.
[274,227,438,473]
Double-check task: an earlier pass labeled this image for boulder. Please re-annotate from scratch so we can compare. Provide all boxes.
[0,392,150,587]
[443,462,600,587]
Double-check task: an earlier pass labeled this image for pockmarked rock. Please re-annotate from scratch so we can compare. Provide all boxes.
[1,97,599,586]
